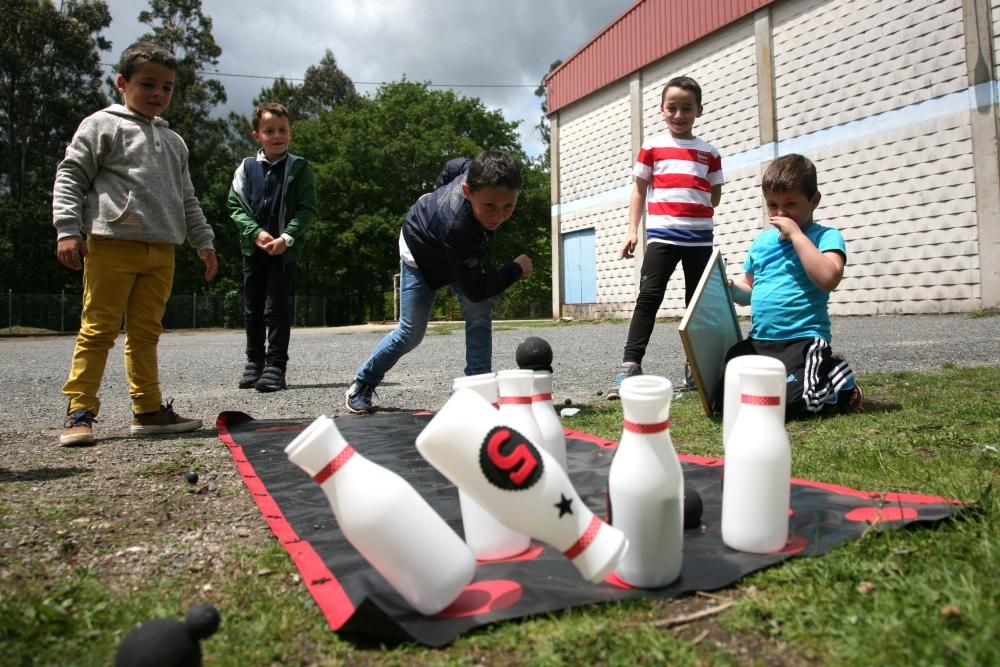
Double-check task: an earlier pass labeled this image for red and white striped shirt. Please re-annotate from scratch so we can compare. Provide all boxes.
[633,134,724,246]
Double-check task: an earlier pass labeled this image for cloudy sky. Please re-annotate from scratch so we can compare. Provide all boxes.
[99,0,634,157]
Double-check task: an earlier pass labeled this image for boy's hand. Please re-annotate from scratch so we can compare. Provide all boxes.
[261,236,288,256]
[56,236,87,271]
[199,249,218,282]
[255,230,275,250]
[619,232,638,259]
[770,216,801,241]
[514,254,533,278]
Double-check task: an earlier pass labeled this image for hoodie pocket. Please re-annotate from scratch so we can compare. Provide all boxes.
[101,191,141,227]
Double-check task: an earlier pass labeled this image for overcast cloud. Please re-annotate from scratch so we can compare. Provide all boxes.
[99,0,633,157]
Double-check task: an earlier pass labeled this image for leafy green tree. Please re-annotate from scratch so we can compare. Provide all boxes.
[296,50,355,119]
[291,80,552,324]
[0,0,111,291]
[132,0,240,295]
[534,59,561,170]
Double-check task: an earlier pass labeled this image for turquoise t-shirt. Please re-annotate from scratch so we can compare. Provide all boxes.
[743,222,846,342]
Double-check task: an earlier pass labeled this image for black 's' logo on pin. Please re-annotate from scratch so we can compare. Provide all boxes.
[479,426,543,491]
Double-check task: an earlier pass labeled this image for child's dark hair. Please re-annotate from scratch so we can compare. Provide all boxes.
[117,41,178,80]
[762,154,819,199]
[253,102,290,131]
[662,76,702,107]
[467,150,522,192]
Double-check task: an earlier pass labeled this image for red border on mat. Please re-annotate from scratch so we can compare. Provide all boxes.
[216,413,357,630]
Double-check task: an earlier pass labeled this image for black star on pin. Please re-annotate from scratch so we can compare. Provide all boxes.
[554,493,573,518]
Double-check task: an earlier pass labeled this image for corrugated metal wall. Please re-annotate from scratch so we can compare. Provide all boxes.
[546,0,774,113]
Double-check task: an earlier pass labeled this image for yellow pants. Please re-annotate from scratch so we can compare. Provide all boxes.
[63,237,175,416]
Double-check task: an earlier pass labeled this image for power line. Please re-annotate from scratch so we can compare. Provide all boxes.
[99,63,536,88]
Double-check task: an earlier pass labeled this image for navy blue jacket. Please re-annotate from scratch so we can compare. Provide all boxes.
[401,158,522,302]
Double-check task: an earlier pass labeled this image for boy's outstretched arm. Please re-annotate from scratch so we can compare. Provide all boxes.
[770,216,844,291]
[620,178,648,259]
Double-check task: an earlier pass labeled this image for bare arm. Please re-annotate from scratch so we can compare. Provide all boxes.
[770,217,845,291]
[711,183,723,208]
[620,178,648,259]
[729,272,753,306]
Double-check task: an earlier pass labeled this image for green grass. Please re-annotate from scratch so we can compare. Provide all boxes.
[2,367,997,665]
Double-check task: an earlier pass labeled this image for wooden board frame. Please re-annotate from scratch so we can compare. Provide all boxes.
[678,248,743,416]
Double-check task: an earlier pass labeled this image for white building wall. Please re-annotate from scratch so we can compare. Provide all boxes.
[552,0,996,318]
[555,81,633,315]
[638,20,762,318]
[993,0,1000,80]
[772,0,977,314]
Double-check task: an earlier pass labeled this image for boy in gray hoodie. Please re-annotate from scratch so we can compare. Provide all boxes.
[53,41,218,446]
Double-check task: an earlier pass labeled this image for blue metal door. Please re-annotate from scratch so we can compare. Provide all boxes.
[561,228,597,304]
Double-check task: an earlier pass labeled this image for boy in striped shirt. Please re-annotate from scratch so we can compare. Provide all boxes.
[608,76,724,398]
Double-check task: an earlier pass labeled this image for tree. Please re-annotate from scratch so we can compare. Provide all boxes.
[291,81,550,324]
[252,50,355,123]
[133,0,239,295]
[533,59,561,170]
[297,50,355,119]
[0,0,111,291]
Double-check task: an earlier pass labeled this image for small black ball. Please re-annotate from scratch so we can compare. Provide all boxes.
[515,336,553,372]
[684,485,703,530]
[185,603,221,640]
[563,398,572,406]
[185,472,199,485]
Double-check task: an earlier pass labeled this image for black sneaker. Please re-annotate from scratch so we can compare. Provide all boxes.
[239,361,263,389]
[345,380,377,414]
[606,363,641,400]
[255,366,286,393]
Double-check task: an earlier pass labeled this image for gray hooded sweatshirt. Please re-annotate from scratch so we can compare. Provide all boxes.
[52,104,215,251]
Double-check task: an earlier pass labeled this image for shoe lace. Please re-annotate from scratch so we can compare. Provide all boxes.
[161,398,177,415]
[65,411,96,428]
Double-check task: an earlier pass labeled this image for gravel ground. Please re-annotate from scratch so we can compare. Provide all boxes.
[0,313,996,660]
[1,313,998,438]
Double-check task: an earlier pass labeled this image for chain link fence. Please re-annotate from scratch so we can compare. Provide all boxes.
[0,290,335,333]
[1,289,552,333]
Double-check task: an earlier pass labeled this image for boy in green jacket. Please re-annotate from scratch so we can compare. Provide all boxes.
[228,102,317,391]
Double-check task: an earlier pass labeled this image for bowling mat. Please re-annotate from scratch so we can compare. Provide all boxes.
[216,410,961,647]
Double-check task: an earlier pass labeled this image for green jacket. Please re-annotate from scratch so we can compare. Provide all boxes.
[228,151,316,264]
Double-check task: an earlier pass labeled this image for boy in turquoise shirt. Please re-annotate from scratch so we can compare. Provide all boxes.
[727,154,862,419]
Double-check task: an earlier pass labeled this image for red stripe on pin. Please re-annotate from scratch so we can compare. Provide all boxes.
[623,419,670,434]
[313,445,356,485]
[563,515,601,560]
[742,394,780,406]
[498,396,533,405]
[531,393,552,402]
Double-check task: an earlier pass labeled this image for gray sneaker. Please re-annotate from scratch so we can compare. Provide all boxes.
[345,380,377,414]
[607,363,641,400]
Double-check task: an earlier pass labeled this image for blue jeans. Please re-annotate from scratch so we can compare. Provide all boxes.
[355,262,492,386]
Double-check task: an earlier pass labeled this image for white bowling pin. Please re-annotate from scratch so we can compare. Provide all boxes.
[608,375,684,588]
[451,373,531,560]
[723,355,785,451]
[496,369,545,451]
[531,371,568,471]
[721,367,791,553]
[285,415,476,615]
[416,389,628,583]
